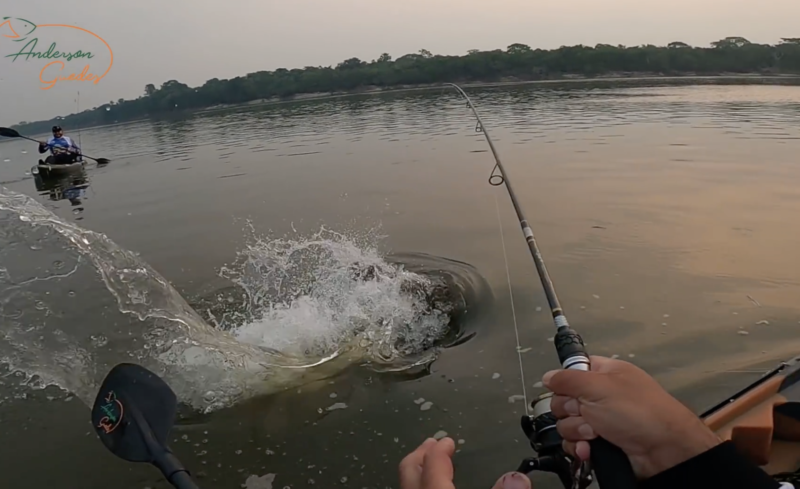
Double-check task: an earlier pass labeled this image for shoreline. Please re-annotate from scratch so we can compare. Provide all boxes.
[194,73,800,116]
[25,73,800,134]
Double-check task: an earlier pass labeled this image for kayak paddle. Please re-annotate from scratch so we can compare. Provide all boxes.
[91,363,200,489]
[0,127,111,165]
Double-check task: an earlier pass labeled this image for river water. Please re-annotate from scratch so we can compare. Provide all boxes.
[1,81,800,489]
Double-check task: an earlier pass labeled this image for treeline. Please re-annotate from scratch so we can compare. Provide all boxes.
[15,37,800,134]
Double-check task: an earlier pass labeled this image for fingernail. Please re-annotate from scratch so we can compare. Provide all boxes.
[564,398,580,416]
[542,370,557,387]
[578,424,595,438]
[502,472,531,489]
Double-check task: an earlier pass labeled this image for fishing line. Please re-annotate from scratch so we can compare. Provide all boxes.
[494,192,530,416]
[448,82,638,489]
[447,82,533,413]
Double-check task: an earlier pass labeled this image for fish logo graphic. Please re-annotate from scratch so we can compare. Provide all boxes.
[97,390,124,434]
[0,17,37,42]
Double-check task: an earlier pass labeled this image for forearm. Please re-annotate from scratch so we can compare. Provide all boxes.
[641,441,787,489]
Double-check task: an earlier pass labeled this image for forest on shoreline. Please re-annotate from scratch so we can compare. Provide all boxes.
[14,36,800,134]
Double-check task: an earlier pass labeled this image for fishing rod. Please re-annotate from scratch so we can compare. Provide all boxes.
[77,91,84,153]
[446,83,638,489]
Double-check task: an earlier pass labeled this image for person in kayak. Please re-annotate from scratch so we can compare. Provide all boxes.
[38,125,82,165]
[399,356,792,489]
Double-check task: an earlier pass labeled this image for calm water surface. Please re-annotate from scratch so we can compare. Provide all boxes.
[1,82,800,489]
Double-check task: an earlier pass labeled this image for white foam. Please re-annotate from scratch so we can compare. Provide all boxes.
[226,226,450,364]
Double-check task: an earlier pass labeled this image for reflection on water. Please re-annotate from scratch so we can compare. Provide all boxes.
[32,165,91,219]
[0,80,800,489]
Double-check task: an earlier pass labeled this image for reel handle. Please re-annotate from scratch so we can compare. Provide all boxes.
[590,438,638,489]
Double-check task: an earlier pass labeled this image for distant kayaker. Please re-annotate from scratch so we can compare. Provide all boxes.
[400,356,790,489]
[38,125,82,165]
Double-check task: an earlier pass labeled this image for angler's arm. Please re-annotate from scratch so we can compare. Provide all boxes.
[641,441,789,489]
[38,142,50,154]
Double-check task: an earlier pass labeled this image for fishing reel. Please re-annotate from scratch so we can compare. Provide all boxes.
[516,393,593,489]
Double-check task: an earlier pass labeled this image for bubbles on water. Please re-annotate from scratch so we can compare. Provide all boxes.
[243,473,275,489]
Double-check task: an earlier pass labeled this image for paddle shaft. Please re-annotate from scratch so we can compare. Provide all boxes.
[5,130,105,163]
[128,403,200,489]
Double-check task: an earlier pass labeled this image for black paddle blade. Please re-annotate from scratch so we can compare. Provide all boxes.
[0,127,22,138]
[95,158,111,165]
[91,363,178,463]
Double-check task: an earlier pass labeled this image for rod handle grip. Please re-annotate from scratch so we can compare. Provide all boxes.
[590,437,638,489]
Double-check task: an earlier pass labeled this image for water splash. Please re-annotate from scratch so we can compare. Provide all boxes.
[0,188,277,410]
[0,188,485,411]
[219,225,455,369]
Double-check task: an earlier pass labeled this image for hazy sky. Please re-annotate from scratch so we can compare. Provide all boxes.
[1,0,799,126]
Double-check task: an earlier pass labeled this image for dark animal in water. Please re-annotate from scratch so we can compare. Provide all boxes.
[348,262,457,317]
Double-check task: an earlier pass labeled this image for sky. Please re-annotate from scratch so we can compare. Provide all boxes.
[1,0,799,126]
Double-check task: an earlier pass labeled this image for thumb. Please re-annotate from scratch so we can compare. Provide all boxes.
[491,472,531,489]
[421,438,455,488]
[542,368,607,401]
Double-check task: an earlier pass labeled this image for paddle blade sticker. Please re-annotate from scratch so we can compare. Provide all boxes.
[91,363,178,463]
